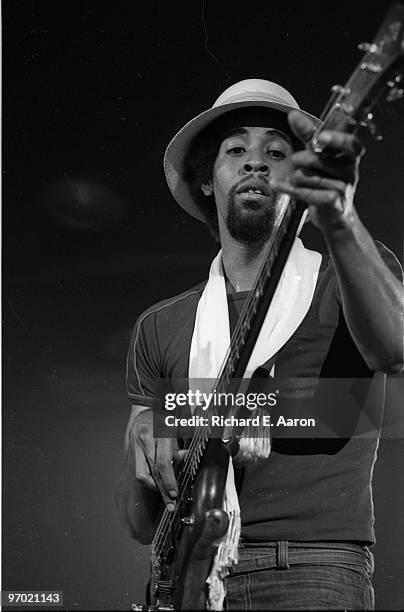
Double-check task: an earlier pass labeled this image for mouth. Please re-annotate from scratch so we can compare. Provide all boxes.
[234,180,271,205]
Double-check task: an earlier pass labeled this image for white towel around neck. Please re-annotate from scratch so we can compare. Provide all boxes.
[189,237,322,388]
[187,237,321,610]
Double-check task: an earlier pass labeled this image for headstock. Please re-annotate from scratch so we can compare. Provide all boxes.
[313,3,404,143]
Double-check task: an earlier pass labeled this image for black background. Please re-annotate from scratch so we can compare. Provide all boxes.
[3,1,404,609]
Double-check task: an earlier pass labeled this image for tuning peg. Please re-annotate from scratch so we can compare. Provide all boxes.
[357,42,378,53]
[360,112,383,141]
[386,86,404,102]
[332,84,348,94]
[386,74,404,102]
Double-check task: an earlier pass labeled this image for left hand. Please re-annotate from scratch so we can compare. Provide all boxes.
[269,110,365,230]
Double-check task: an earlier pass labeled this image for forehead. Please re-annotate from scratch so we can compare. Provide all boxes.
[221,126,293,146]
[207,107,298,149]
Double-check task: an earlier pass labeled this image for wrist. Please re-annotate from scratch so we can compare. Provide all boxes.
[322,209,369,259]
[315,201,359,242]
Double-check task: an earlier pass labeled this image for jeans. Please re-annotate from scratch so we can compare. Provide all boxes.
[225,541,375,610]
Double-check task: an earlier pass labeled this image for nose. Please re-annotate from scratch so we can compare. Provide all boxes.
[241,157,270,175]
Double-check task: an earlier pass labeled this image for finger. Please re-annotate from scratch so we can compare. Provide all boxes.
[291,151,357,184]
[136,422,178,511]
[171,437,187,463]
[288,110,364,160]
[288,109,318,144]
[269,177,345,209]
[311,130,364,160]
[172,449,188,463]
[292,169,347,194]
[134,425,158,489]
[135,443,157,489]
[126,428,156,489]
[152,438,178,511]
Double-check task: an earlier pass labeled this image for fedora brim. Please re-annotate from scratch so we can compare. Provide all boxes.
[164,98,321,223]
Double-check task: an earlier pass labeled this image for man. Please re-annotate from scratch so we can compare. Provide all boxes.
[116,79,403,610]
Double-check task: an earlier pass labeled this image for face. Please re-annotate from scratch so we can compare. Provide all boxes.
[201,126,294,244]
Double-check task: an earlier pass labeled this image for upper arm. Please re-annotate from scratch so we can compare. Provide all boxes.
[126,309,162,407]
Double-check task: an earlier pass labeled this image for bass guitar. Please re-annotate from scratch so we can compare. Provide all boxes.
[135,3,404,609]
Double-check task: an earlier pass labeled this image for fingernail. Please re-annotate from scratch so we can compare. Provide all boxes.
[167,503,175,512]
[169,489,177,498]
[319,131,331,143]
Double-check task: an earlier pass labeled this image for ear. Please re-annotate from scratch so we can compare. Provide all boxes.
[201,181,213,196]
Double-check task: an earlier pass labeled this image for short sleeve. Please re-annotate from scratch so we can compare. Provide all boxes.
[375,240,403,282]
[126,309,162,407]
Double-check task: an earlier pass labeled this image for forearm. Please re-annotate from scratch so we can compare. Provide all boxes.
[116,405,181,543]
[115,444,161,544]
[323,208,403,374]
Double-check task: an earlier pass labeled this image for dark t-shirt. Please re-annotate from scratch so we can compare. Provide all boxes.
[126,242,402,544]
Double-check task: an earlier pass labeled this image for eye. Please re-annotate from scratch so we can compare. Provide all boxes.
[227,146,245,156]
[267,148,286,160]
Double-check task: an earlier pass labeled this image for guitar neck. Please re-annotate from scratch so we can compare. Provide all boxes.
[218,199,307,386]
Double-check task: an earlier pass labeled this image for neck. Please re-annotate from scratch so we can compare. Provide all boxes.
[220,232,269,293]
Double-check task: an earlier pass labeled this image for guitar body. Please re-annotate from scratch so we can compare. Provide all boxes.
[149,439,231,610]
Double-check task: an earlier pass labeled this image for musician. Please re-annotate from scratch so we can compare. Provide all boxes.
[116,79,403,610]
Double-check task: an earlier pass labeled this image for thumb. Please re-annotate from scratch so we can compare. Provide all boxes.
[287,109,317,145]
[172,438,188,463]
[173,449,188,463]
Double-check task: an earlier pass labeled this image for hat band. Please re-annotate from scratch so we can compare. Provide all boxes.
[213,91,299,108]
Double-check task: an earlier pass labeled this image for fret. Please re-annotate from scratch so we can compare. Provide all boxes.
[262,263,272,280]
[226,356,234,377]
[222,370,231,387]
[238,333,246,347]
[230,336,241,356]
[231,332,246,357]
[264,250,276,274]
[255,286,263,299]
[278,216,289,235]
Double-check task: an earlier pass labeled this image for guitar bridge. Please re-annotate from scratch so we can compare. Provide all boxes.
[156,579,175,595]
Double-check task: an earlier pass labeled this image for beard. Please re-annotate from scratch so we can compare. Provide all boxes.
[226,190,279,245]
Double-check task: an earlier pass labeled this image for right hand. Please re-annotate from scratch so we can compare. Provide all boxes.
[129,409,186,511]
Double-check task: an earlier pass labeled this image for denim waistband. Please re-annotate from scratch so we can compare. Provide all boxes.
[231,541,374,574]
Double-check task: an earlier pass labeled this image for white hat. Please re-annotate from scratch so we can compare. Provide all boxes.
[164,79,320,223]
